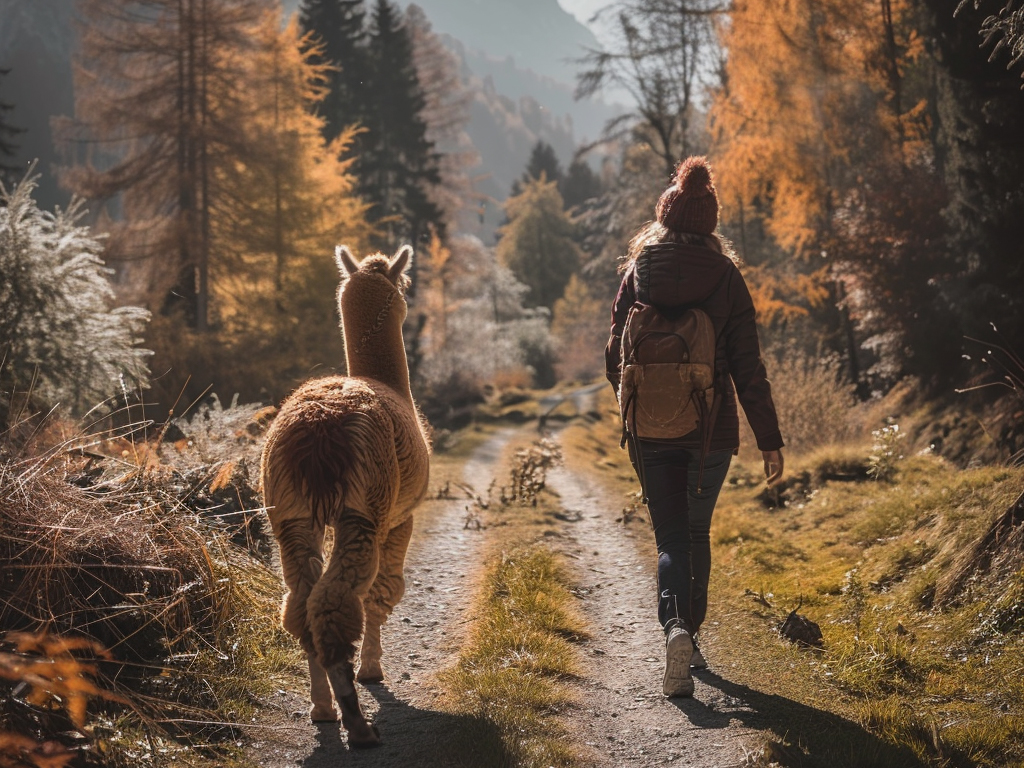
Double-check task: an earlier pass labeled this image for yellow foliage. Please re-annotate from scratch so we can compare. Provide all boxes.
[211,11,374,339]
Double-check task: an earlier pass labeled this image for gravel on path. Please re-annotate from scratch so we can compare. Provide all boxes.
[545,455,760,768]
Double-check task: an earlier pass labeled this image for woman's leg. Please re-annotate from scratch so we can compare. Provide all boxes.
[685,449,733,634]
[630,442,693,631]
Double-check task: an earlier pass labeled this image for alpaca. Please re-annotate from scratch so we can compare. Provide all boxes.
[259,245,431,748]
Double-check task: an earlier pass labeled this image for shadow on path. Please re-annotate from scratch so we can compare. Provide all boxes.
[300,685,514,768]
[667,670,926,768]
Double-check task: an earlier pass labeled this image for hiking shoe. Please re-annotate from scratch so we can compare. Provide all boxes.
[690,638,708,670]
[663,625,694,697]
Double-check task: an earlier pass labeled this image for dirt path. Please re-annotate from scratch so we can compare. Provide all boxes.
[545,453,761,768]
[250,429,515,767]
[250,423,775,767]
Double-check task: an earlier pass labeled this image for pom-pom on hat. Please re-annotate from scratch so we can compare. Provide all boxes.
[655,156,719,235]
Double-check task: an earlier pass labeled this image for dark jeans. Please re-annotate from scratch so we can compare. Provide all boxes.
[629,442,733,635]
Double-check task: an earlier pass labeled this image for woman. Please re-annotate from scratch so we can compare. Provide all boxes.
[605,156,784,698]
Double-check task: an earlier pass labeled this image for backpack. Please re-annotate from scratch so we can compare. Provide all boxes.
[617,255,722,493]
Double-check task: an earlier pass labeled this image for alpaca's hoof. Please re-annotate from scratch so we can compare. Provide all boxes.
[347,723,381,749]
[310,704,338,723]
[357,660,384,684]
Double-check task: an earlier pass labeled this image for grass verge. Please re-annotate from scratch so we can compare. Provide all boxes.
[432,430,589,768]
[0,402,300,767]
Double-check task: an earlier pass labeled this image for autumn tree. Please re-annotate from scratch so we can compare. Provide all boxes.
[145,8,376,409]
[497,176,582,309]
[550,273,606,381]
[709,0,955,388]
[576,0,726,176]
[62,0,263,332]
[212,12,373,336]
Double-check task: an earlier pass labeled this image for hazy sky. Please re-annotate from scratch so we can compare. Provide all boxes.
[558,0,617,46]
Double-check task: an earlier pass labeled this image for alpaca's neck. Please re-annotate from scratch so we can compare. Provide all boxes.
[343,317,413,401]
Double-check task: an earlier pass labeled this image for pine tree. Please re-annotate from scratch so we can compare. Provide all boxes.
[62,0,262,332]
[405,4,477,232]
[0,170,150,419]
[299,0,369,143]
[511,140,563,197]
[362,0,443,248]
[0,68,22,183]
[561,158,602,209]
[496,176,582,309]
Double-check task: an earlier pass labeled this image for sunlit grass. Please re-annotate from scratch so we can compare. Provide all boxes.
[436,546,587,768]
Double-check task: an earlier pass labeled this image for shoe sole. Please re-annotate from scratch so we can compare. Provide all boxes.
[663,631,694,697]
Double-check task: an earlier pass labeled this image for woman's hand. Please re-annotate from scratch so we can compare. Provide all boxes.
[762,449,784,487]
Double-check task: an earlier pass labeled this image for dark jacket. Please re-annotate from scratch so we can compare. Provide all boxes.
[605,240,784,453]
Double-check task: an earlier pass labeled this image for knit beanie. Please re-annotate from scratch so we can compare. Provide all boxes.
[655,156,719,235]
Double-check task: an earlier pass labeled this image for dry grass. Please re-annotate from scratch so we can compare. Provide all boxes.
[561,386,1024,768]
[0,405,298,767]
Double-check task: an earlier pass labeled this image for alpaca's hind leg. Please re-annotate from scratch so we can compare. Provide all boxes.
[308,514,381,748]
[274,518,335,721]
[358,516,414,683]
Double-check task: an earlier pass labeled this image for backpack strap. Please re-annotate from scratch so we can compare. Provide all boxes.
[695,389,723,493]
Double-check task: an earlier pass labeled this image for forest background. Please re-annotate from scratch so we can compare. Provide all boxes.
[1,0,1023,463]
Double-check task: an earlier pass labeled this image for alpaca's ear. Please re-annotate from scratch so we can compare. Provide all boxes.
[388,245,414,282]
[335,245,359,277]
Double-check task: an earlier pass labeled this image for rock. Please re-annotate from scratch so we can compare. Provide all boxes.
[779,609,824,648]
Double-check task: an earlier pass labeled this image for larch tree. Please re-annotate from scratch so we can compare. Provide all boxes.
[299,0,369,143]
[212,10,374,345]
[61,0,263,332]
[709,0,945,389]
[496,176,582,310]
[550,273,606,381]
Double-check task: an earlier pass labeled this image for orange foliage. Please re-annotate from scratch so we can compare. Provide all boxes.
[0,633,122,768]
[712,0,929,258]
[744,265,830,326]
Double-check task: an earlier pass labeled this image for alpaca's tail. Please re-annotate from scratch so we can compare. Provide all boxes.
[269,404,374,528]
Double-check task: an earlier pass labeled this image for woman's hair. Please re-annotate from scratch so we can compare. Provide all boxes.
[620,220,739,273]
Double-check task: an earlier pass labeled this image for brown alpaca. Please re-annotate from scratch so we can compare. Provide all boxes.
[260,245,430,748]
